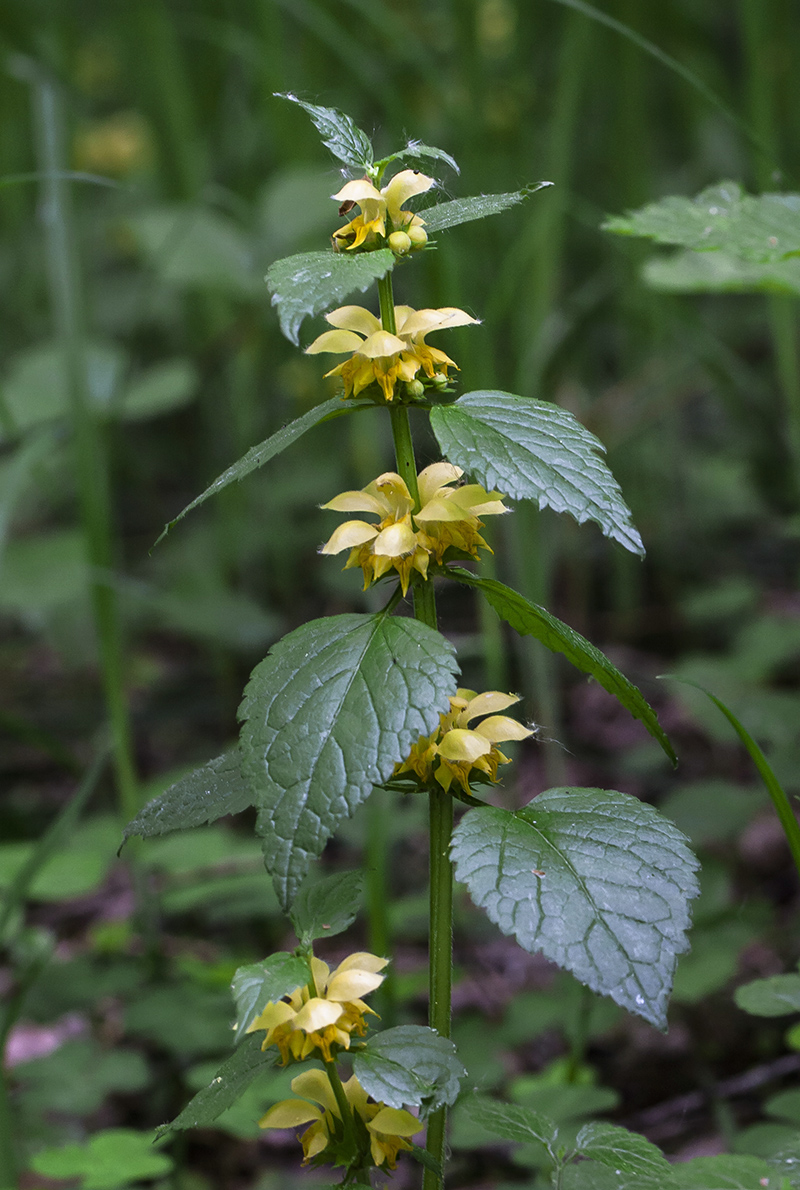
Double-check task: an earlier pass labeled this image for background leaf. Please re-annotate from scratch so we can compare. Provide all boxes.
[452,570,675,763]
[239,613,459,908]
[423,184,552,233]
[156,1033,275,1135]
[352,1024,465,1114]
[431,390,644,555]
[266,249,395,345]
[277,93,373,169]
[290,868,363,944]
[231,951,310,1040]
[122,750,252,842]
[451,790,700,1029]
[642,249,800,296]
[734,973,800,1017]
[31,1129,173,1190]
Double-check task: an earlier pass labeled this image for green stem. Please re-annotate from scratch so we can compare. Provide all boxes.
[324,1060,360,1160]
[378,269,451,1189]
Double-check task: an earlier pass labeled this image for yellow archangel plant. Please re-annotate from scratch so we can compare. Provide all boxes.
[319,463,509,595]
[247,952,387,1065]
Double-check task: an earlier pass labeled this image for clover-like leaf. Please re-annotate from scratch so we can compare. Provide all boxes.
[156,1034,275,1136]
[574,1121,672,1178]
[461,1095,559,1152]
[122,749,252,842]
[277,93,373,169]
[734,973,800,1017]
[451,790,700,1030]
[239,613,459,908]
[266,249,395,344]
[431,390,644,555]
[155,395,365,543]
[604,182,800,263]
[353,1025,465,1115]
[231,952,310,1040]
[423,183,552,233]
[290,869,364,945]
[451,570,675,764]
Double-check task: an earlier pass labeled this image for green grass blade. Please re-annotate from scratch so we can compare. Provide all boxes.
[664,677,800,881]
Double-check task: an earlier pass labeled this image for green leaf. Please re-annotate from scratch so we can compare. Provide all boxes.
[31,1129,173,1190]
[604,183,800,263]
[734,974,800,1017]
[277,93,373,169]
[641,249,800,296]
[239,613,459,908]
[451,790,700,1030]
[231,952,310,1040]
[266,249,395,344]
[378,141,460,175]
[156,1033,275,1135]
[122,750,252,843]
[121,359,198,422]
[665,1153,777,1189]
[451,571,675,764]
[430,390,644,555]
[155,395,360,544]
[423,182,552,233]
[15,1040,149,1116]
[574,1122,672,1177]
[126,205,260,295]
[461,1095,559,1151]
[352,1025,465,1115]
[290,869,364,944]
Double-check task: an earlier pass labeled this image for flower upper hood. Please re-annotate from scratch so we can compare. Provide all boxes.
[332,168,434,251]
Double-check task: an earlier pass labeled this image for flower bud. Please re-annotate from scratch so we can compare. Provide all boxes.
[388,230,412,255]
[406,379,425,398]
[407,224,428,248]
[432,372,448,388]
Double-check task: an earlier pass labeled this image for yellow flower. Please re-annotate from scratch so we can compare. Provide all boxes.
[320,464,508,596]
[306,304,479,403]
[395,688,533,795]
[332,168,434,252]
[247,952,388,1065]
[259,1069,421,1170]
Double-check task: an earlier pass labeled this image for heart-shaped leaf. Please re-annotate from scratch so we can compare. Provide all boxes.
[451,790,700,1029]
[231,952,310,1040]
[353,1025,465,1115]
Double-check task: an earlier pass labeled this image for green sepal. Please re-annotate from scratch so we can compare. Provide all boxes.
[266,249,395,345]
[451,790,700,1030]
[451,570,675,764]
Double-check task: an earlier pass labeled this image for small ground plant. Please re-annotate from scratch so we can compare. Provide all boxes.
[113,97,795,1189]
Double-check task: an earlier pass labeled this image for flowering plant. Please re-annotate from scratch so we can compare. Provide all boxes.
[127,96,700,1187]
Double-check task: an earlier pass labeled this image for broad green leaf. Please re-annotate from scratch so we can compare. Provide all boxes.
[604,183,800,263]
[0,527,87,616]
[452,570,675,764]
[31,1129,173,1190]
[121,359,198,421]
[0,340,126,437]
[156,1033,274,1135]
[431,391,644,555]
[231,952,310,1040]
[461,1095,559,1151]
[122,750,252,843]
[451,790,700,1030]
[377,140,460,175]
[266,249,395,344]
[353,1025,465,1115]
[155,395,361,544]
[423,182,552,233]
[666,1153,777,1189]
[574,1122,671,1177]
[15,1040,149,1116]
[734,973,800,1017]
[290,869,363,944]
[0,815,119,901]
[126,205,260,294]
[240,613,458,908]
[643,250,800,296]
[277,93,373,169]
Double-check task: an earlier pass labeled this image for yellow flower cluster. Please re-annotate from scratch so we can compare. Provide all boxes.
[395,688,533,795]
[331,168,434,253]
[320,463,508,595]
[260,1068,421,1169]
[246,952,387,1065]
[306,303,478,403]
